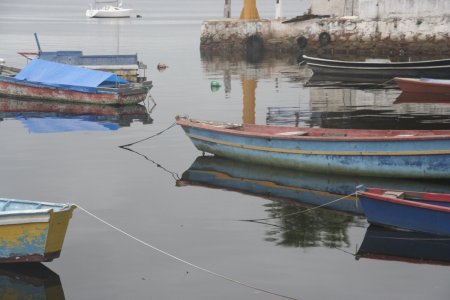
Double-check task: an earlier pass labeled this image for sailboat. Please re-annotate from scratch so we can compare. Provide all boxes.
[86,0,132,18]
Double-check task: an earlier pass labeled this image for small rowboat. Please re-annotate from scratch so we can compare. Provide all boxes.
[0,59,152,105]
[394,77,450,95]
[357,188,450,236]
[176,117,450,179]
[0,198,76,263]
[302,55,450,79]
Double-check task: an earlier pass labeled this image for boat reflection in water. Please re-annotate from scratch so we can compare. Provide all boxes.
[178,156,450,215]
[0,97,153,133]
[357,225,450,266]
[0,263,64,299]
[178,156,450,248]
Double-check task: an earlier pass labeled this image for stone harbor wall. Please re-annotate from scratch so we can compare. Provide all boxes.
[200,15,450,59]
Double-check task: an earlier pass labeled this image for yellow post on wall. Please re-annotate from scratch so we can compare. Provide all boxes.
[240,0,260,20]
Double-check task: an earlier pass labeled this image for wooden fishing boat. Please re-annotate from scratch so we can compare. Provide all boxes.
[356,225,450,266]
[302,55,450,79]
[357,187,450,236]
[0,198,76,263]
[176,117,450,179]
[0,59,152,105]
[394,77,450,95]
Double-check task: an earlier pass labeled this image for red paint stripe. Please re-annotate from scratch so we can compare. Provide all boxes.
[359,190,450,213]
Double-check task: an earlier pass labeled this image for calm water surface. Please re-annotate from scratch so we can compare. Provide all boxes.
[1,1,450,299]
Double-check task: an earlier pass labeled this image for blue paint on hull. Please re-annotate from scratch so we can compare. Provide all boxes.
[359,195,450,236]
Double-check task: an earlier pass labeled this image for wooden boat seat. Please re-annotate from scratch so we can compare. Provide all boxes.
[383,191,405,199]
[321,132,347,137]
[276,131,308,136]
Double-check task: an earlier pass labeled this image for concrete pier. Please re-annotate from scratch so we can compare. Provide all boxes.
[200,15,450,59]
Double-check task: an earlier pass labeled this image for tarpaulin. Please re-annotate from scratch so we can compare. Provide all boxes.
[15,59,128,92]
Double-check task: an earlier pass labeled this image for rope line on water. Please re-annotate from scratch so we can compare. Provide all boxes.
[76,205,300,300]
[240,192,357,222]
[119,122,177,148]
[120,146,180,181]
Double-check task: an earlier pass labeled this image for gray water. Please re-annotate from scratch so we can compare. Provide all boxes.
[1,1,450,299]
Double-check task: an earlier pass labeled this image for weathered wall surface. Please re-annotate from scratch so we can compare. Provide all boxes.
[311,0,359,17]
[310,0,450,19]
[359,0,450,19]
[200,15,450,59]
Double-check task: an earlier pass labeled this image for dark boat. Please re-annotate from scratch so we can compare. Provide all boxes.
[357,187,450,236]
[357,225,450,266]
[302,55,450,80]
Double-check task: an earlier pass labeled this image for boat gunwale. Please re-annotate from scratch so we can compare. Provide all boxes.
[306,62,450,71]
[0,198,75,214]
[357,190,450,213]
[176,118,450,142]
[302,55,450,66]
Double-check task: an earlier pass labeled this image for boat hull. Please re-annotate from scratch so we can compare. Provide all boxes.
[394,77,450,94]
[0,76,151,105]
[177,118,450,179]
[303,55,450,79]
[86,8,132,18]
[358,190,450,236]
[0,204,76,263]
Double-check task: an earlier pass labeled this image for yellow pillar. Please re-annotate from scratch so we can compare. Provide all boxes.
[240,0,260,20]
[242,79,256,124]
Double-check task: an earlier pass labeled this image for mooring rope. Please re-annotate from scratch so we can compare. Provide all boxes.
[119,122,177,148]
[76,205,300,300]
[120,146,180,181]
[240,192,357,222]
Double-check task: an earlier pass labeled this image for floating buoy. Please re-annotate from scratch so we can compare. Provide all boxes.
[210,80,221,92]
[210,80,221,87]
[136,14,142,18]
[157,63,168,72]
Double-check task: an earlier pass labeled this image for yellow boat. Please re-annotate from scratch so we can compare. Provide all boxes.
[0,198,76,263]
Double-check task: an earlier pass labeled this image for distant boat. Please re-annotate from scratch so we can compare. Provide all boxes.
[0,59,152,105]
[357,225,450,266]
[357,187,450,236]
[176,117,450,179]
[86,0,132,18]
[394,77,450,96]
[0,198,76,263]
[302,55,450,80]
[17,34,148,81]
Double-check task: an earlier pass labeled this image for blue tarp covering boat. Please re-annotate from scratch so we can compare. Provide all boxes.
[15,59,128,93]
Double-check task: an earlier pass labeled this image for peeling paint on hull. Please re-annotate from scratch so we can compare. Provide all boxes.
[0,200,76,263]
[177,118,450,179]
[0,76,152,105]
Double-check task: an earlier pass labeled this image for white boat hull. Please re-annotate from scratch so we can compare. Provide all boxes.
[86,6,132,18]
